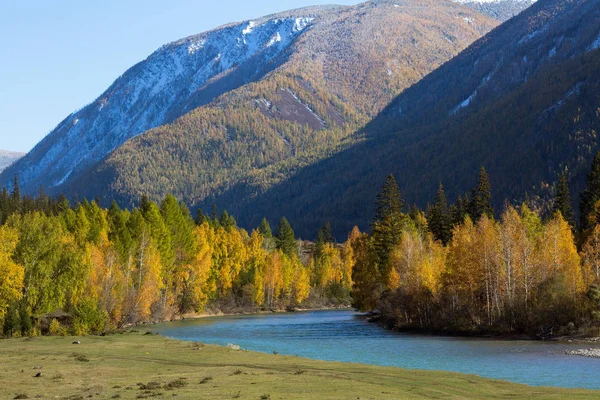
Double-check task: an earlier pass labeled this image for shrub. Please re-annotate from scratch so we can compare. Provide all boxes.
[73,299,109,335]
[49,318,66,336]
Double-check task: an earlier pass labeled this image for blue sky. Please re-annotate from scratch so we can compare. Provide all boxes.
[0,0,360,153]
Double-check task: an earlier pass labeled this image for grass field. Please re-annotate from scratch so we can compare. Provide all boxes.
[0,332,597,399]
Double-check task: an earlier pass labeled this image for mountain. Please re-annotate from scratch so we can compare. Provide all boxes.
[452,0,537,21]
[0,151,24,173]
[220,0,600,238]
[1,1,498,210]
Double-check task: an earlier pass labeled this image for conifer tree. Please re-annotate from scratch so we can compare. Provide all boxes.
[2,303,19,337]
[258,218,272,238]
[372,174,406,281]
[219,210,236,230]
[211,204,218,223]
[35,185,49,214]
[19,301,31,336]
[553,174,574,227]
[259,218,275,251]
[580,152,600,231]
[0,187,9,224]
[10,175,20,214]
[276,217,297,256]
[195,208,207,225]
[161,195,195,265]
[469,167,493,222]
[428,183,452,244]
[54,194,70,214]
[453,194,469,225]
[321,221,333,244]
[139,195,151,213]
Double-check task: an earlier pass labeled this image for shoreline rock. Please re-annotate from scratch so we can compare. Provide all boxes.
[565,348,600,358]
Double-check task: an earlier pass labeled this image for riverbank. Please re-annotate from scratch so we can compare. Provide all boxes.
[171,305,354,322]
[367,313,600,344]
[0,332,598,400]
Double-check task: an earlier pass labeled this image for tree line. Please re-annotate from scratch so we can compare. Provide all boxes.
[351,155,600,336]
[3,153,600,338]
[0,179,353,337]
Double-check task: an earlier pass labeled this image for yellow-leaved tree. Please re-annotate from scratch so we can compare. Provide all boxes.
[581,224,600,286]
[541,213,583,297]
[177,223,213,313]
[0,225,24,322]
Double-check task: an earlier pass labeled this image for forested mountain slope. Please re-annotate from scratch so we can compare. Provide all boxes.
[215,0,600,238]
[1,13,321,192]
[1,1,498,220]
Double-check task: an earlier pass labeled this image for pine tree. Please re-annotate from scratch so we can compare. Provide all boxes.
[35,185,49,214]
[258,218,275,251]
[56,194,70,214]
[372,174,407,283]
[161,194,195,266]
[19,302,31,336]
[469,167,494,222]
[219,210,236,230]
[276,217,297,256]
[321,221,333,244]
[0,187,9,224]
[195,208,207,225]
[553,174,574,227]
[2,303,20,337]
[10,175,20,214]
[258,218,272,238]
[580,152,600,231]
[211,204,218,223]
[428,183,452,244]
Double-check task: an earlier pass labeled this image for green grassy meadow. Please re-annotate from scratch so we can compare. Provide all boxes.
[0,332,597,399]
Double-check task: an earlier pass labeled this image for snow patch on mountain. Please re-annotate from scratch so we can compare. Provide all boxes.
[589,32,600,52]
[452,0,535,3]
[451,91,477,114]
[452,0,537,22]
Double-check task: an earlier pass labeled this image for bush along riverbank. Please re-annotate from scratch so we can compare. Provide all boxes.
[0,179,354,337]
[351,164,600,339]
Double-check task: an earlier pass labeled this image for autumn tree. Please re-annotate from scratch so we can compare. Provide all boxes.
[9,212,88,319]
[540,213,583,297]
[582,225,600,285]
[351,233,380,311]
[0,225,23,325]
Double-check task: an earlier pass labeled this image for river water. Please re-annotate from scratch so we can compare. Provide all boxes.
[150,309,600,389]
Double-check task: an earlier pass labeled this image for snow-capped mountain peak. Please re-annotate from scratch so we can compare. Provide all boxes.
[9,16,314,190]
